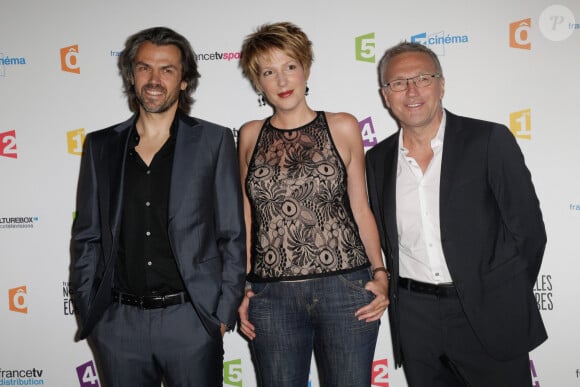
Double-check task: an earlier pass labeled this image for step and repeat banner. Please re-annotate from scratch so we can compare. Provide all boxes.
[1,0,579,385]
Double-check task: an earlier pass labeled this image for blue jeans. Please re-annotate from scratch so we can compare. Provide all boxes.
[249,268,379,387]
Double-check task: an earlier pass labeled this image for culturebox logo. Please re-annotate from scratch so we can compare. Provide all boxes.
[8,286,28,314]
[0,367,45,385]
[410,31,469,55]
[355,32,376,63]
[509,109,532,139]
[359,116,378,148]
[61,44,80,74]
[510,18,532,49]
[0,216,38,230]
[67,128,85,156]
[76,360,99,387]
[0,130,17,159]
[223,359,242,387]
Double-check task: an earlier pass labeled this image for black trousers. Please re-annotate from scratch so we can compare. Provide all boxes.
[398,286,533,387]
[89,302,223,387]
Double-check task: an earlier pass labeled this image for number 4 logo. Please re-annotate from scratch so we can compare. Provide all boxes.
[359,117,378,148]
[76,360,99,387]
[0,130,17,159]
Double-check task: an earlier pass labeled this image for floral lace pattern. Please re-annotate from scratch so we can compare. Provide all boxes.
[246,112,369,281]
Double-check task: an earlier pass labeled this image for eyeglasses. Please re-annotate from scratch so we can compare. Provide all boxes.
[382,73,441,92]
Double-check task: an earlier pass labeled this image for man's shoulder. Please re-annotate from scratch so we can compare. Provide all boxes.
[180,113,230,133]
[366,130,399,159]
[446,110,505,132]
[86,116,134,141]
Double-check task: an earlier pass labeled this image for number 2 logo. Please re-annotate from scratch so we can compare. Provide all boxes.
[372,358,389,387]
[0,130,17,159]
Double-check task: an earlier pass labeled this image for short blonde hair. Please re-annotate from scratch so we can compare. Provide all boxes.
[240,22,313,90]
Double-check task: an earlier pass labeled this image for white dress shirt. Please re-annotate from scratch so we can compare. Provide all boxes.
[396,111,453,284]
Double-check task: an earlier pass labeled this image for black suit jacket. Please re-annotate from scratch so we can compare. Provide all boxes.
[70,112,246,341]
[365,110,547,367]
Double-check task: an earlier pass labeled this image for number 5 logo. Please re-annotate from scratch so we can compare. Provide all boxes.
[76,360,99,387]
[0,130,17,159]
[355,33,376,63]
[223,359,242,386]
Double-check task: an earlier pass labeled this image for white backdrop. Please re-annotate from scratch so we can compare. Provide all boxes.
[1,0,579,386]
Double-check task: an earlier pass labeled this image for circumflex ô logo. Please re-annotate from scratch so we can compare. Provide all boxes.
[61,44,80,74]
[510,18,532,50]
[8,286,28,314]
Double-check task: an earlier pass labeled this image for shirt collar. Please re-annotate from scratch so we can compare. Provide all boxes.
[398,109,446,155]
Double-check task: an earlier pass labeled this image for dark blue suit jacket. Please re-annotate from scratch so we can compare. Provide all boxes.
[365,110,547,367]
[70,111,246,341]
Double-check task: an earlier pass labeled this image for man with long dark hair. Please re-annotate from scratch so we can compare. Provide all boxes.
[70,26,246,386]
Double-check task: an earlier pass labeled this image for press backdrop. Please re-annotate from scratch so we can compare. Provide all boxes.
[1,0,579,385]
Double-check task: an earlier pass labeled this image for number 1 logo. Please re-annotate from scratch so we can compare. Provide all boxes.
[0,130,17,159]
[76,360,99,387]
[67,128,85,155]
[509,109,532,139]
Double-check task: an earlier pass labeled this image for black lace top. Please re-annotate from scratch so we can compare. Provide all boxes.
[246,111,370,282]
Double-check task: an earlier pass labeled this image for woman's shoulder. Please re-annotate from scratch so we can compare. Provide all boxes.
[324,111,361,139]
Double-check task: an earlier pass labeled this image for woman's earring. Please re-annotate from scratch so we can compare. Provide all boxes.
[305,86,310,96]
[258,94,266,107]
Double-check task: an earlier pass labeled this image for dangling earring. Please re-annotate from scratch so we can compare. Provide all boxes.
[305,86,310,96]
[258,94,266,107]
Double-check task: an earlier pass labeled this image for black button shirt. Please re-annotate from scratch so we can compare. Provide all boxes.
[115,119,185,296]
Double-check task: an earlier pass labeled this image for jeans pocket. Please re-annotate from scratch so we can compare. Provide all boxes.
[337,269,374,300]
[250,282,271,299]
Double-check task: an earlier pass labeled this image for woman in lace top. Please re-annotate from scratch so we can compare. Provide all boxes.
[237,22,389,387]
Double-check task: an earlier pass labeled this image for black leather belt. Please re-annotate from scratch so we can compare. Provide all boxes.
[398,277,457,297]
[112,290,191,309]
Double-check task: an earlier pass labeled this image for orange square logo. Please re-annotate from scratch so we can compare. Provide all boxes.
[8,286,28,314]
[510,19,532,50]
